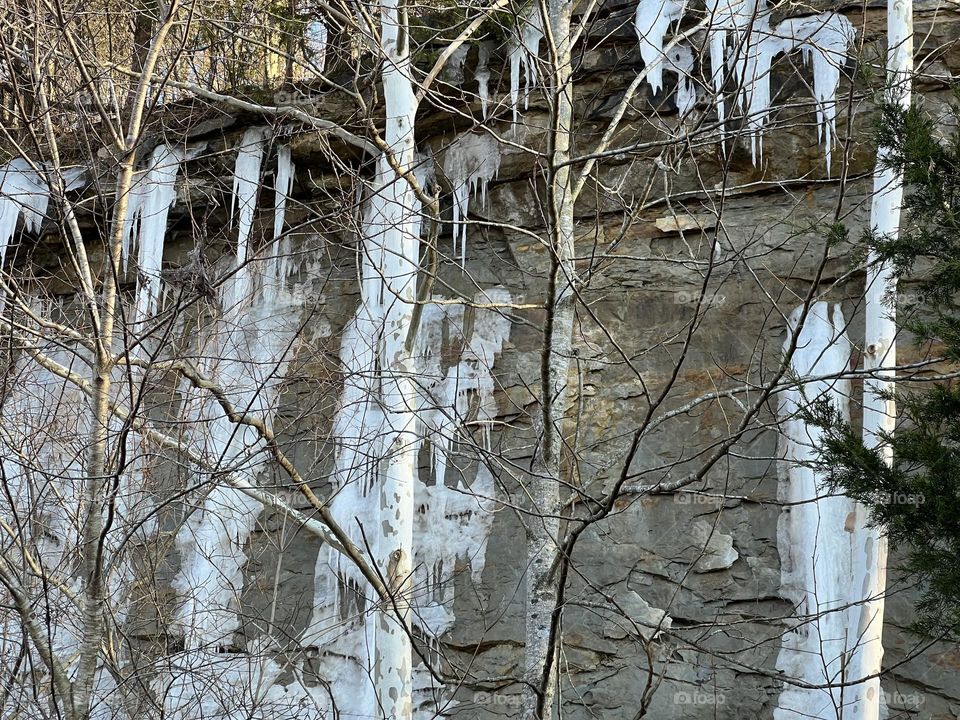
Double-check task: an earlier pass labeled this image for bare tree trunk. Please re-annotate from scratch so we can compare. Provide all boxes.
[850,0,912,715]
[74,5,180,717]
[523,1,575,718]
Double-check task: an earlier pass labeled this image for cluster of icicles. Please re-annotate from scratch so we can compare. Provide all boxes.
[0,162,86,268]
[431,0,855,257]
[634,0,855,167]
[308,284,512,717]
[0,121,513,717]
[0,130,308,718]
[439,1,854,171]
[443,132,500,264]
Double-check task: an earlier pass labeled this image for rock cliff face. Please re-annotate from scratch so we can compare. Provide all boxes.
[5,0,960,718]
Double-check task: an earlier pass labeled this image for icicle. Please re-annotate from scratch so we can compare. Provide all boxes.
[802,13,855,172]
[775,302,855,719]
[705,0,764,146]
[259,144,295,292]
[508,5,543,123]
[133,144,186,322]
[0,160,49,267]
[723,1,774,163]
[121,181,142,270]
[411,147,435,254]
[306,20,328,73]
[665,43,697,117]
[232,127,267,265]
[735,12,854,168]
[228,127,268,308]
[442,132,500,265]
[273,145,294,241]
[520,15,543,109]
[476,43,492,119]
[708,24,727,145]
[738,17,788,164]
[634,0,687,93]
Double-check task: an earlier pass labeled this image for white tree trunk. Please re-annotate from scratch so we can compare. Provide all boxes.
[850,0,912,715]
[523,2,575,718]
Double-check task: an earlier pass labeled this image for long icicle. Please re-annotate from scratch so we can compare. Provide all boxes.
[774,303,855,719]
[130,144,186,324]
[850,0,912,715]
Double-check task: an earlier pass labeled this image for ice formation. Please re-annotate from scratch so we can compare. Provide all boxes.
[634,0,688,93]
[508,5,543,123]
[638,0,855,168]
[266,145,295,288]
[171,485,263,649]
[231,128,268,275]
[736,13,781,163]
[121,144,187,322]
[443,43,470,86]
[0,159,51,266]
[303,136,421,715]
[302,20,424,712]
[443,132,500,265]
[307,285,512,717]
[775,302,856,719]
[274,144,294,241]
[0,343,88,665]
[362,17,421,714]
[665,43,697,116]
[703,0,761,140]
[164,130,310,718]
[476,43,492,118]
[410,289,512,715]
[172,133,292,647]
[411,289,512,620]
[0,313,156,719]
[791,13,856,170]
[736,13,855,166]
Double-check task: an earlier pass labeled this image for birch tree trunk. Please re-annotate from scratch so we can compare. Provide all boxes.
[372,0,419,716]
[523,1,576,717]
[850,0,912,715]
[74,8,181,717]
